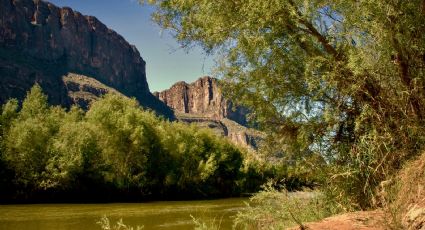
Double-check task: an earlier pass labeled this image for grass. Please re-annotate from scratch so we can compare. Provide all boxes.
[381,151,425,229]
[232,182,342,229]
[190,215,225,230]
[97,216,144,230]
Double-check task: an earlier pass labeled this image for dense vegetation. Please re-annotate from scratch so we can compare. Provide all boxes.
[0,85,297,202]
[147,0,425,211]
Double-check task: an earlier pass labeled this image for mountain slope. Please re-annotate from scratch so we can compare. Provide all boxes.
[0,0,173,118]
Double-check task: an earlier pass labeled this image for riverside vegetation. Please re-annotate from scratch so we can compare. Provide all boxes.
[143,0,425,228]
[0,85,317,203]
[0,85,239,201]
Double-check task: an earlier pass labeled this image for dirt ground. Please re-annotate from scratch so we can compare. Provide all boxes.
[287,210,385,230]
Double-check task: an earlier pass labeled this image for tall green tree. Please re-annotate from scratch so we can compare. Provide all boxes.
[158,121,243,196]
[0,99,19,197]
[86,94,164,192]
[4,85,64,189]
[147,0,425,208]
[43,107,103,190]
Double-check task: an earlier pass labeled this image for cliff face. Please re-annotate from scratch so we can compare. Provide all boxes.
[155,77,262,150]
[154,76,247,125]
[0,0,173,117]
[0,0,258,148]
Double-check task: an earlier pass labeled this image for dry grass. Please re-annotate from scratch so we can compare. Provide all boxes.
[382,151,425,229]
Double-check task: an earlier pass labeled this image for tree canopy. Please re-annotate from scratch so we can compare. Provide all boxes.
[1,86,309,202]
[147,0,425,208]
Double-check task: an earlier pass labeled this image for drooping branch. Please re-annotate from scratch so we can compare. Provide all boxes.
[286,0,340,59]
[298,18,339,58]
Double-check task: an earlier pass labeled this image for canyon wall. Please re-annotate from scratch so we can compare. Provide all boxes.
[154,76,247,125]
[154,77,262,150]
[0,0,172,117]
[0,0,260,149]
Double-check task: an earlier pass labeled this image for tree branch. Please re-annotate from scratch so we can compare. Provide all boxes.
[287,0,340,59]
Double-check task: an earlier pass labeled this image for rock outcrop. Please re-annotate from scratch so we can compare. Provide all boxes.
[62,73,125,109]
[0,0,173,118]
[154,76,248,125]
[154,77,262,150]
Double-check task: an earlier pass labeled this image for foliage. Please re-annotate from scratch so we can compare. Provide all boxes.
[3,85,64,189]
[190,215,224,230]
[0,98,19,197]
[157,121,245,196]
[43,114,103,190]
[233,183,341,229]
[85,94,161,190]
[147,0,425,209]
[239,155,322,195]
[0,86,281,201]
[97,216,144,230]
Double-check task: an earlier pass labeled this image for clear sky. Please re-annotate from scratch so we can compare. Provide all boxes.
[48,0,215,92]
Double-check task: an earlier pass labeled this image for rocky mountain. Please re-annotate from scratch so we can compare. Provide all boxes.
[154,76,262,150]
[153,77,248,125]
[0,0,260,150]
[0,0,173,118]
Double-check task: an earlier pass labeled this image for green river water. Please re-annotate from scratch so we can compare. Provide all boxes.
[0,198,248,230]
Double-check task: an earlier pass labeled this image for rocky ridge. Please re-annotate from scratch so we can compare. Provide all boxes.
[154,76,262,150]
[62,73,125,109]
[0,0,259,149]
[153,76,248,124]
[0,0,172,117]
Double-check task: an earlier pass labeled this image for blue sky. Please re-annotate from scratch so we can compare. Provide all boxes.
[48,0,215,92]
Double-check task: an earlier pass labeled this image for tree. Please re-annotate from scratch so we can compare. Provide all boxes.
[0,99,19,199]
[157,121,244,197]
[86,94,163,192]
[0,87,250,200]
[147,0,425,208]
[43,107,103,190]
[4,85,64,189]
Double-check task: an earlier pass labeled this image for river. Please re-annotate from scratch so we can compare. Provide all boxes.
[0,198,248,230]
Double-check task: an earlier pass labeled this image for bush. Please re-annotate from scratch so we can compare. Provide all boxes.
[233,182,341,229]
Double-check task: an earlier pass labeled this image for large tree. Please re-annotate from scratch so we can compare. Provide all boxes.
[146,0,425,208]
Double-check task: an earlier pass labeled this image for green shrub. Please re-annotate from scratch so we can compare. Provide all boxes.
[233,182,341,229]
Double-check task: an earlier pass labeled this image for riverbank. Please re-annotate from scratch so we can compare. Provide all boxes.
[288,210,384,230]
[289,151,425,230]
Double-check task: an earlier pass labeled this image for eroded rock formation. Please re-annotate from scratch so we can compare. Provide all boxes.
[0,0,172,117]
[154,76,248,125]
[154,77,262,150]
